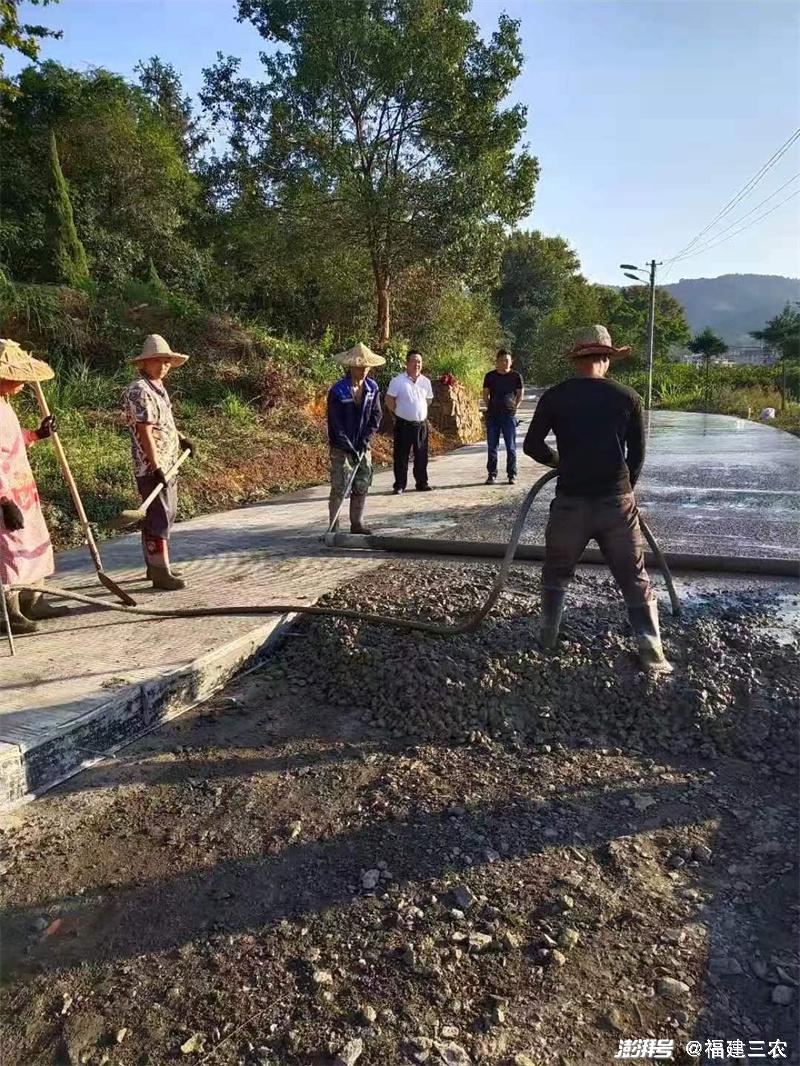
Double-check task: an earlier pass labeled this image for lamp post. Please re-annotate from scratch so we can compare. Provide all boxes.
[620,260,660,411]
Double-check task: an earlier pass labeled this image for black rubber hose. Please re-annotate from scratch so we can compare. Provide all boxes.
[10,468,684,634]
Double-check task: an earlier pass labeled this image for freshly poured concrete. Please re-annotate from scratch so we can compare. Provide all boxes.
[518,411,799,558]
[0,408,797,807]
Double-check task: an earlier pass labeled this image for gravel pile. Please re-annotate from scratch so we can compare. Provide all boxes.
[266,562,799,770]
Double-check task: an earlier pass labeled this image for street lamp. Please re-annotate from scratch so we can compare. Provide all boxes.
[619,260,660,412]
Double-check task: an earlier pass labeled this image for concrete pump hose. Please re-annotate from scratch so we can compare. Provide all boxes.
[10,469,681,635]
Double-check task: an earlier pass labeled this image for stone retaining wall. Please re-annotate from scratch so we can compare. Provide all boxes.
[428,381,483,445]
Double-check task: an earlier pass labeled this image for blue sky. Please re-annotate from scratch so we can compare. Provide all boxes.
[6,0,800,285]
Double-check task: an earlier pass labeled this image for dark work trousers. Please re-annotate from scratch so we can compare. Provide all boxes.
[542,493,652,606]
[486,412,518,478]
[393,417,429,490]
[136,473,178,540]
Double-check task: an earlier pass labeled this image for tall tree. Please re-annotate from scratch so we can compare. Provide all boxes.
[608,285,691,360]
[688,327,728,411]
[46,129,89,287]
[1,62,202,288]
[0,0,61,99]
[495,230,582,375]
[135,56,207,162]
[750,303,800,406]
[750,303,800,364]
[201,0,538,343]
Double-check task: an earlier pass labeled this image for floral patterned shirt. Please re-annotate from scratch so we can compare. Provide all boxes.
[122,376,181,478]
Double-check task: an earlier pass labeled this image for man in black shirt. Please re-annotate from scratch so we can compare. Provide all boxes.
[523,325,670,672]
[482,349,523,484]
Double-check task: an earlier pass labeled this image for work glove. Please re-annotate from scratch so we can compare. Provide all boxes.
[178,436,195,458]
[36,414,58,439]
[153,467,170,490]
[1,499,25,531]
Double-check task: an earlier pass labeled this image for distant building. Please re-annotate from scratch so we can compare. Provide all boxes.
[669,345,776,366]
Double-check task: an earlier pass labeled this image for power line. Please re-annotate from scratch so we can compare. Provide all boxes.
[662,126,800,267]
[668,187,800,265]
[667,171,800,260]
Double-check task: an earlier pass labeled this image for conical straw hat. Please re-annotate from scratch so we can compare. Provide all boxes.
[0,338,55,382]
[129,333,188,367]
[334,342,385,368]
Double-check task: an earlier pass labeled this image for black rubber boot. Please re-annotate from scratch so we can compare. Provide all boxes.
[538,589,565,650]
[627,600,673,674]
[349,494,372,535]
[328,494,343,533]
[4,591,39,635]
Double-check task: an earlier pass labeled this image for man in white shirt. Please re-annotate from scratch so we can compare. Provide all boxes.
[385,350,435,493]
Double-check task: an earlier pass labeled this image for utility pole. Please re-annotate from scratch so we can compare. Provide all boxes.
[620,259,661,411]
[645,259,657,414]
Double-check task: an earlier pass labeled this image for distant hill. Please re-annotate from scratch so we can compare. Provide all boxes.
[663,274,800,346]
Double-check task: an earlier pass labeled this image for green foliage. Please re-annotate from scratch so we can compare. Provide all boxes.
[494,229,582,377]
[750,302,800,365]
[1,62,205,290]
[0,0,61,98]
[47,130,90,287]
[687,326,728,361]
[202,0,538,340]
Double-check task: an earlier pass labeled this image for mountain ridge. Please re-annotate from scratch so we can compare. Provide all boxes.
[662,273,800,346]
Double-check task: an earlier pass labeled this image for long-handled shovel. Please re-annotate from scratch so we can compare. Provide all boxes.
[106,449,191,531]
[32,381,137,607]
[323,449,365,546]
[0,563,15,657]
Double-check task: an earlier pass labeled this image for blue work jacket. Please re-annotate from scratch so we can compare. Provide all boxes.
[326,375,382,454]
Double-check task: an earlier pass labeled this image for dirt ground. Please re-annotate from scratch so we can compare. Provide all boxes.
[1,562,798,1066]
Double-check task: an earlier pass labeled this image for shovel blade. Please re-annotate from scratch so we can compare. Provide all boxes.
[97,570,137,607]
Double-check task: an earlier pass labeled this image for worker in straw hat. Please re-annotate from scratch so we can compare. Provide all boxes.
[326,342,385,534]
[0,338,69,634]
[523,325,671,672]
[122,334,194,591]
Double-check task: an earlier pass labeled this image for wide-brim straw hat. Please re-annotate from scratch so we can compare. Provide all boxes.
[0,338,55,382]
[130,334,188,367]
[334,342,386,368]
[567,325,631,360]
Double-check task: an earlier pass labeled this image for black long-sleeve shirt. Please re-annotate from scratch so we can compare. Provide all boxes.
[523,377,645,497]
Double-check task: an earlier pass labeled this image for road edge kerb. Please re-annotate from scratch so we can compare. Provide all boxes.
[0,612,298,812]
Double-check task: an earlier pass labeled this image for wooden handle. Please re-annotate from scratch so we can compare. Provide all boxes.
[139,449,191,511]
[32,380,103,570]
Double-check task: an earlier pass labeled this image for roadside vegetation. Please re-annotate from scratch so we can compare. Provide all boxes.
[1,2,797,551]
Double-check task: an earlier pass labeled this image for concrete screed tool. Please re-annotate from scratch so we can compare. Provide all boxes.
[107,449,192,531]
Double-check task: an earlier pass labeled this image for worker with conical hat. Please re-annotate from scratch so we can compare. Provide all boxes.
[326,343,385,534]
[0,339,70,635]
[523,325,670,672]
[122,335,195,591]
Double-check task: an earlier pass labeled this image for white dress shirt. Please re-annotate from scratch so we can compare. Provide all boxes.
[387,372,434,422]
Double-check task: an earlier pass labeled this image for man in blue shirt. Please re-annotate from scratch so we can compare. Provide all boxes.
[326,343,384,534]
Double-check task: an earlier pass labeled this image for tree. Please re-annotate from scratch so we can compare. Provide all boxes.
[688,326,728,412]
[495,230,582,376]
[0,0,61,99]
[135,56,207,162]
[46,129,89,287]
[607,286,691,361]
[1,62,203,288]
[751,303,800,406]
[201,0,538,343]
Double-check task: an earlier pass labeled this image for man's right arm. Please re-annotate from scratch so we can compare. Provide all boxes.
[385,377,398,415]
[523,394,557,466]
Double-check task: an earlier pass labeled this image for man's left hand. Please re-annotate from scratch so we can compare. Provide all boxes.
[36,415,58,439]
[179,436,195,458]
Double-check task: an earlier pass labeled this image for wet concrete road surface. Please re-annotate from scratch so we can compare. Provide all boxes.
[520,411,799,558]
